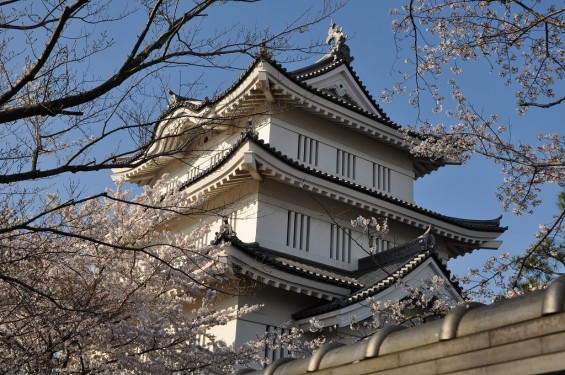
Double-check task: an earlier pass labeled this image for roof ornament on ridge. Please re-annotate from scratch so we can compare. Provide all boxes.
[256,39,273,61]
[213,216,237,244]
[167,88,186,107]
[167,89,200,108]
[325,22,353,63]
[417,225,435,250]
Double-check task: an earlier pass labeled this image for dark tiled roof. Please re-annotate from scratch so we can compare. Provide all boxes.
[250,137,506,233]
[288,55,343,78]
[355,234,436,285]
[292,234,462,320]
[277,58,397,128]
[156,54,400,138]
[214,234,363,289]
[136,52,447,177]
[213,232,461,320]
[289,56,389,120]
[179,132,506,234]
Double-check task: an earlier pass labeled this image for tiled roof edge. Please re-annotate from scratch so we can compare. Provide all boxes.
[356,234,435,274]
[176,132,506,233]
[291,248,435,320]
[214,234,363,289]
[289,56,390,121]
[251,139,507,233]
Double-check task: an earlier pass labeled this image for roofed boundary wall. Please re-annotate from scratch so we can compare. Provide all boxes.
[234,275,565,375]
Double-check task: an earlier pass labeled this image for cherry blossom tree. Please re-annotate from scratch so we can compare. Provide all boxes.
[1,176,262,373]
[0,0,341,372]
[386,0,565,295]
[0,0,337,180]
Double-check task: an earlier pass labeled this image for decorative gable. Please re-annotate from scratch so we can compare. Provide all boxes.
[292,58,384,117]
[321,80,360,107]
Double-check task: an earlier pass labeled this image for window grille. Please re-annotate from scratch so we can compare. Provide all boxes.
[373,163,391,192]
[286,211,310,251]
[297,134,319,166]
[264,325,289,364]
[336,149,356,179]
[370,237,391,253]
[330,224,351,263]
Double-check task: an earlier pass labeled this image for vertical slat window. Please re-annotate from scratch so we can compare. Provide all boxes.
[286,211,310,251]
[297,135,319,166]
[373,163,391,192]
[336,149,356,179]
[264,326,288,365]
[375,239,391,253]
[330,224,351,263]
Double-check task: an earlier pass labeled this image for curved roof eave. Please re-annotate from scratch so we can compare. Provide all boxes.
[174,133,505,256]
[289,55,389,120]
[218,235,363,289]
[292,253,462,323]
[156,56,405,146]
[247,137,506,235]
[129,56,449,179]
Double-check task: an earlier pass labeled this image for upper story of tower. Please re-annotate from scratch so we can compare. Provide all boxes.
[113,26,450,205]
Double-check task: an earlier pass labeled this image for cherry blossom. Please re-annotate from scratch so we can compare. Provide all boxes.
[0,177,260,373]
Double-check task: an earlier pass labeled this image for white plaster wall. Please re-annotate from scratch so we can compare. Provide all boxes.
[255,197,288,248]
[308,217,332,260]
[317,142,335,172]
[355,157,373,188]
[167,181,259,243]
[235,286,321,344]
[255,199,356,269]
[254,180,425,270]
[265,110,415,202]
[231,198,259,243]
[390,169,412,199]
[266,123,299,158]
[197,286,322,348]
[209,319,238,346]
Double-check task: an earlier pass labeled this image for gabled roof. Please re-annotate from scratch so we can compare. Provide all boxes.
[160,54,398,130]
[289,55,388,119]
[142,48,454,178]
[355,233,436,284]
[212,231,460,320]
[291,234,461,320]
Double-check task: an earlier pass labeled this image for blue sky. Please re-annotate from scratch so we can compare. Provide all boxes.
[89,1,563,276]
[208,1,562,275]
[309,1,563,275]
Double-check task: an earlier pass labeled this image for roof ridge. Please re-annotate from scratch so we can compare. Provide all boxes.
[175,134,505,233]
[289,57,390,121]
[356,234,436,274]
[292,249,438,320]
[214,233,363,289]
[252,140,507,233]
